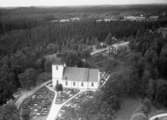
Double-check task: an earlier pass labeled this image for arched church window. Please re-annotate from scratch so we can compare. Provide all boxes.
[73,82,76,86]
[56,65,58,70]
[56,80,59,84]
[65,81,68,86]
[65,76,68,80]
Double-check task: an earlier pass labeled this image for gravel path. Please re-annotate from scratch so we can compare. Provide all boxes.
[47,90,84,120]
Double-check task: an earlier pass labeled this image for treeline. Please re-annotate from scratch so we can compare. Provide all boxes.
[0,21,161,55]
[1,5,167,17]
[0,13,52,34]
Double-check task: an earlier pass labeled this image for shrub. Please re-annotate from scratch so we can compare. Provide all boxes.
[21,108,30,120]
[142,98,152,114]
[0,102,20,120]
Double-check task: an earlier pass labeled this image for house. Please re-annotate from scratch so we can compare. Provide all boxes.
[99,42,107,48]
[110,16,121,21]
[52,63,100,90]
[148,16,159,21]
[59,19,70,23]
[104,18,112,22]
[50,20,58,23]
[96,19,103,22]
[124,16,146,22]
[109,41,130,54]
[70,17,80,22]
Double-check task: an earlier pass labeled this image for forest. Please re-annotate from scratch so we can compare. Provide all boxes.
[0,5,167,120]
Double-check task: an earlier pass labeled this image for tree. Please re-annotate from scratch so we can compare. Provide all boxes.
[0,63,18,105]
[61,52,83,67]
[0,102,20,120]
[128,52,146,96]
[146,79,154,100]
[35,58,45,71]
[18,68,38,89]
[21,108,30,120]
[55,81,63,92]
[159,45,167,78]
[55,81,63,98]
[46,43,58,54]
[155,79,167,107]
[105,32,113,45]
[36,72,51,85]
[103,59,119,72]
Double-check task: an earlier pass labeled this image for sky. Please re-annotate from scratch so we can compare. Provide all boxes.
[0,0,167,7]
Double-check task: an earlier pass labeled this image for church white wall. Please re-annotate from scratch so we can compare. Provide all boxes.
[52,65,64,87]
[61,80,99,90]
[97,71,101,86]
[87,82,99,89]
[52,64,101,90]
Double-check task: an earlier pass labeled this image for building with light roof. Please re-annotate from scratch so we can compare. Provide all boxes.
[109,41,130,54]
[52,63,100,90]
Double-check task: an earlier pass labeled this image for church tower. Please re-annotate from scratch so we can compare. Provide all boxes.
[52,64,65,88]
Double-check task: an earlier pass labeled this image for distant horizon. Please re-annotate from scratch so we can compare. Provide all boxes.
[0,0,167,7]
[1,3,167,8]
[0,3,167,8]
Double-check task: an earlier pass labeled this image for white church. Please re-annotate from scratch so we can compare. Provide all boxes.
[52,62,100,90]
